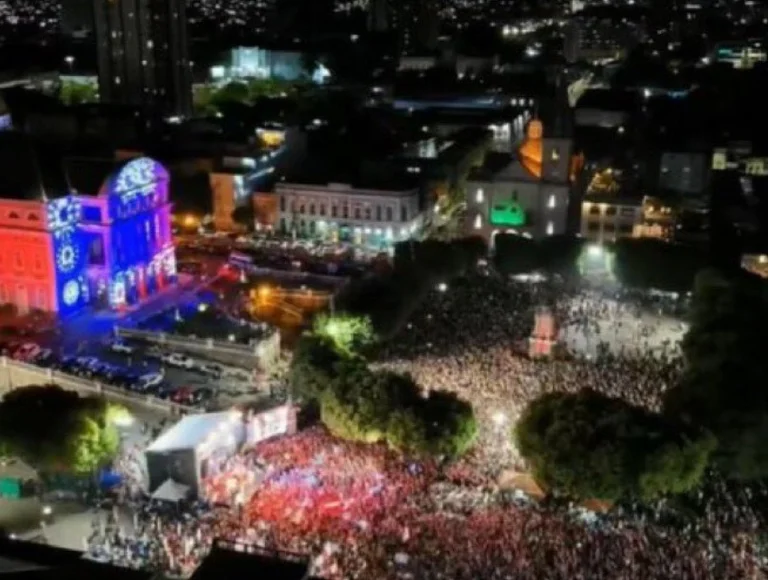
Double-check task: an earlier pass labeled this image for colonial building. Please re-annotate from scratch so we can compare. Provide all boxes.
[465,119,578,247]
[275,180,425,249]
[0,132,175,315]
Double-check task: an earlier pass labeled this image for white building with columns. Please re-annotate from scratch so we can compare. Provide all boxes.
[275,181,427,249]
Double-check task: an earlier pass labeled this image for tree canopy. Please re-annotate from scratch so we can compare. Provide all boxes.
[312,313,375,357]
[664,268,768,480]
[0,385,120,474]
[516,389,714,501]
[288,331,477,457]
[339,236,486,338]
[493,234,705,292]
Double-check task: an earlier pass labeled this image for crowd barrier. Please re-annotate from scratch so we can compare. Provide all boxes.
[0,357,196,416]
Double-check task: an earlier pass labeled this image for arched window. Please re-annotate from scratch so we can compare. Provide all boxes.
[27,213,40,221]
[8,212,19,219]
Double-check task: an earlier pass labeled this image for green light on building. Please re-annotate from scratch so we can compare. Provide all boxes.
[490,200,526,227]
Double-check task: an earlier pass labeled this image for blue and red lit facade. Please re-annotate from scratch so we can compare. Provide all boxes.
[0,157,175,315]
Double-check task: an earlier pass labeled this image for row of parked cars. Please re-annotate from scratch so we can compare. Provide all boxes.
[52,353,216,407]
[109,340,250,382]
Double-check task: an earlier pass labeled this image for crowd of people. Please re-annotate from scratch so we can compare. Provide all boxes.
[83,273,768,579]
[377,275,685,473]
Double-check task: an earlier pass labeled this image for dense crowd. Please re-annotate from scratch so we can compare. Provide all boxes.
[84,273,768,579]
[377,275,685,473]
[87,427,766,579]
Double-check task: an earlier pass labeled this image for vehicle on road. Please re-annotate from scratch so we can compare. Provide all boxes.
[137,371,164,389]
[110,341,135,354]
[198,362,222,378]
[165,353,195,369]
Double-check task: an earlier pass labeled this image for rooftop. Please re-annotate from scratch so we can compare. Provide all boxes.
[146,412,237,453]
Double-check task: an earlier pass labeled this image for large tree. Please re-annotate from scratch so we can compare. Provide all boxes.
[516,389,714,501]
[664,269,768,480]
[0,385,120,475]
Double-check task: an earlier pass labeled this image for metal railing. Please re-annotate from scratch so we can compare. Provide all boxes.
[0,357,196,416]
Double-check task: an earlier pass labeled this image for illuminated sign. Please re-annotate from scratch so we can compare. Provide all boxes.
[490,198,526,227]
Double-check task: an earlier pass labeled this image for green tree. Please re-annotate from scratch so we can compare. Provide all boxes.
[613,238,704,293]
[59,81,98,105]
[0,385,120,475]
[493,234,538,275]
[664,269,768,480]
[288,335,344,401]
[211,82,250,107]
[193,84,219,115]
[516,389,714,501]
[313,313,375,356]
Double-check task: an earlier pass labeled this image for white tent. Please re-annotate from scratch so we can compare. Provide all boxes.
[152,479,190,503]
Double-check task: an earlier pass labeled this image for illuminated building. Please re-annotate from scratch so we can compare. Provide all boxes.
[92,0,192,116]
[466,120,577,247]
[0,139,175,315]
[76,157,176,310]
[581,199,643,243]
[275,181,425,248]
[0,134,89,315]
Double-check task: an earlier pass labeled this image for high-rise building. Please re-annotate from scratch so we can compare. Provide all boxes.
[92,0,192,117]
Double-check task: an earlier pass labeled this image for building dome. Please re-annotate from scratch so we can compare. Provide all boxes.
[518,120,544,179]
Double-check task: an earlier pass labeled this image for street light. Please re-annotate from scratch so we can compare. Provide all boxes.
[437,282,448,293]
[587,244,603,258]
[257,286,271,300]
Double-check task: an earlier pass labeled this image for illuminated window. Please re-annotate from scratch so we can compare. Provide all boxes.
[8,212,18,219]
[474,214,482,229]
[401,206,408,222]
[546,221,554,235]
[476,188,484,203]
[386,207,393,221]
[331,206,337,218]
[551,148,560,161]
[548,194,556,209]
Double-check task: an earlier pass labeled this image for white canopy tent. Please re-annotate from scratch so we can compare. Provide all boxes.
[152,478,190,503]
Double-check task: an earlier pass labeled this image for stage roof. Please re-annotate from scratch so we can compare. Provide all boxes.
[146,412,234,453]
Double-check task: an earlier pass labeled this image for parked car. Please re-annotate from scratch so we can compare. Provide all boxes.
[137,371,164,389]
[198,362,222,378]
[166,353,194,369]
[110,341,135,354]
